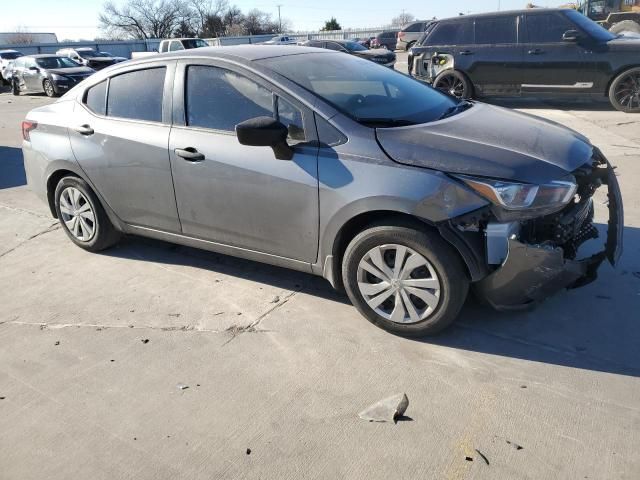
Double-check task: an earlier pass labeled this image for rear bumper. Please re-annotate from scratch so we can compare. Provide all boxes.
[475,157,623,310]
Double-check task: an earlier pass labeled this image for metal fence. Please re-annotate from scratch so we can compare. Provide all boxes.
[0,27,388,58]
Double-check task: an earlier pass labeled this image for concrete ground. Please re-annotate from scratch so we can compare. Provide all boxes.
[1,56,639,479]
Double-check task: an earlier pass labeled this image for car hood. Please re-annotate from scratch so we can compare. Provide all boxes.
[375,102,593,184]
[47,67,94,75]
[354,49,395,59]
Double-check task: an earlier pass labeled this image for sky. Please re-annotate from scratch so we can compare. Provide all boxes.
[0,0,556,41]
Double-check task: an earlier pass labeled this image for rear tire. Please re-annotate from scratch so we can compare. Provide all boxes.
[54,176,121,252]
[43,79,57,97]
[433,70,473,99]
[608,67,640,113]
[342,224,469,337]
[609,20,640,35]
[11,78,19,96]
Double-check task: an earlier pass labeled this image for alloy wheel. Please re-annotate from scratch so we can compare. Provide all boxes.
[356,244,441,324]
[435,73,465,98]
[44,80,54,97]
[614,71,640,110]
[59,187,96,241]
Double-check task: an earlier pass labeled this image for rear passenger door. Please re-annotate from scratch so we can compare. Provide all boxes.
[461,15,523,96]
[521,11,590,93]
[69,62,181,232]
[168,60,319,262]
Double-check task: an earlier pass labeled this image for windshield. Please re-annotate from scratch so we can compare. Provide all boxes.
[182,39,209,49]
[0,51,23,60]
[36,57,81,69]
[565,10,616,42]
[260,53,458,126]
[344,41,367,52]
[78,50,99,58]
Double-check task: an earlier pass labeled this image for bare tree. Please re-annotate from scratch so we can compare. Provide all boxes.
[243,9,278,35]
[99,0,188,39]
[188,0,227,36]
[5,26,36,45]
[391,12,415,28]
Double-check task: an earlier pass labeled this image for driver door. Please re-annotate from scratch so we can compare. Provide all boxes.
[22,57,40,90]
[168,60,319,262]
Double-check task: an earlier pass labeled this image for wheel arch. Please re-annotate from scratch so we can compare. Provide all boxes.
[605,64,640,97]
[324,210,478,292]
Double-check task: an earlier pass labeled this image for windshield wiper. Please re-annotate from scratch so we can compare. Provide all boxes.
[437,100,473,120]
[356,118,416,127]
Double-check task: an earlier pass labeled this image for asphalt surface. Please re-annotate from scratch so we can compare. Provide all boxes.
[1,54,639,479]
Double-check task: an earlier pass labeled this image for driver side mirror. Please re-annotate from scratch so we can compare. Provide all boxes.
[562,30,581,42]
[235,116,294,160]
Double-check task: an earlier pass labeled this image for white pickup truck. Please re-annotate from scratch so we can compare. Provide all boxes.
[131,38,209,59]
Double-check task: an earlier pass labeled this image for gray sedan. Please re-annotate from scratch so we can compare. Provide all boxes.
[21,46,623,336]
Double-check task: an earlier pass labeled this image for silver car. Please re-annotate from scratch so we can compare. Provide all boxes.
[21,46,623,336]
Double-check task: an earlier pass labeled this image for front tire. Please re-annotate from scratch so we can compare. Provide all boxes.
[433,70,473,99]
[11,78,19,95]
[608,67,640,113]
[342,224,469,337]
[43,79,57,97]
[54,176,121,252]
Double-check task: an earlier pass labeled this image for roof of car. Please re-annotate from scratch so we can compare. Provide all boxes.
[26,54,62,58]
[437,8,571,22]
[152,45,333,63]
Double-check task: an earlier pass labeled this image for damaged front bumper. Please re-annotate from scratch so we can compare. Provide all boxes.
[475,155,623,310]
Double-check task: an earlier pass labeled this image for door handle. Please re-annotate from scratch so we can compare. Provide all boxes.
[459,50,474,55]
[73,124,94,135]
[528,49,544,55]
[174,147,205,162]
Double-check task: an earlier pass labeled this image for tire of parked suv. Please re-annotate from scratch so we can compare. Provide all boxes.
[43,79,56,98]
[11,78,19,96]
[54,175,121,252]
[342,223,469,337]
[433,70,473,100]
[608,67,640,113]
[609,20,640,35]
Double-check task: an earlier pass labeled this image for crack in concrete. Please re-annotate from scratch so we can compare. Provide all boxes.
[0,203,51,219]
[0,222,60,259]
[4,320,226,333]
[223,288,300,345]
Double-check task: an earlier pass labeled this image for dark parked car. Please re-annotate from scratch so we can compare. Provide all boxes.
[408,8,640,112]
[56,48,119,70]
[371,30,399,50]
[21,46,622,336]
[11,54,95,97]
[301,40,396,67]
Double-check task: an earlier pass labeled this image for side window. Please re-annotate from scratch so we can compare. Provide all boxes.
[526,13,576,43]
[169,41,184,52]
[186,66,272,131]
[85,80,107,116]
[107,67,165,122]
[427,21,473,45]
[276,97,305,141]
[315,114,347,147]
[474,16,518,44]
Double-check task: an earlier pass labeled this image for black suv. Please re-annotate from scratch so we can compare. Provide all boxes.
[408,9,640,112]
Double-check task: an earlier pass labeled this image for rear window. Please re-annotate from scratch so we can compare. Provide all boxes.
[0,51,23,60]
[474,16,518,44]
[427,21,473,45]
[403,22,425,33]
[107,67,165,122]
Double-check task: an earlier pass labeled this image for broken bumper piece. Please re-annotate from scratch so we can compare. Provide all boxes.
[476,157,623,310]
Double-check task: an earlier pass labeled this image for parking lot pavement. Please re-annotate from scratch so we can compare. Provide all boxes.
[1,77,640,480]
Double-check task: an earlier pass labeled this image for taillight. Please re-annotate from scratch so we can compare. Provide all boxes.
[22,120,37,141]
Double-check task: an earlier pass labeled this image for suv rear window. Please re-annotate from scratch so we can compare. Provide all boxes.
[427,21,473,45]
[474,16,518,44]
[403,22,425,32]
[106,67,165,122]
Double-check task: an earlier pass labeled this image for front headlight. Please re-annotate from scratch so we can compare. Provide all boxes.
[455,175,577,218]
[50,73,68,81]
